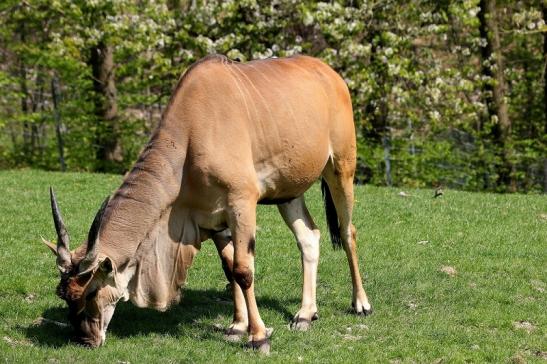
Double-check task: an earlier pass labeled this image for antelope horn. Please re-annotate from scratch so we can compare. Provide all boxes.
[40,236,57,254]
[79,196,110,274]
[50,187,72,273]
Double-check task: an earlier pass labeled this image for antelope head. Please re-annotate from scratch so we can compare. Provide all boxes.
[42,188,120,347]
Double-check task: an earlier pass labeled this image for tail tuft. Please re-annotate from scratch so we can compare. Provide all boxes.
[321,178,342,250]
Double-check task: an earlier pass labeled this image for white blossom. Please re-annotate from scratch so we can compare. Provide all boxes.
[468,7,479,18]
[429,110,441,121]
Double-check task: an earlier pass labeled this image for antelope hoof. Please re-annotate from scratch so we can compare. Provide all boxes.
[224,327,246,342]
[290,312,319,331]
[352,302,373,316]
[247,327,273,354]
[248,337,271,354]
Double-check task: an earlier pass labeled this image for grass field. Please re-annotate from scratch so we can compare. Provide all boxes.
[0,170,545,363]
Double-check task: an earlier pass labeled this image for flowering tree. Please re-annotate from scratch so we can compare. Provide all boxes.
[0,0,545,192]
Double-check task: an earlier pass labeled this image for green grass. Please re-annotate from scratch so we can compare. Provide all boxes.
[0,170,545,363]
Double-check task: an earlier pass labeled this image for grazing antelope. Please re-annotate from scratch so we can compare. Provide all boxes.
[42,54,372,353]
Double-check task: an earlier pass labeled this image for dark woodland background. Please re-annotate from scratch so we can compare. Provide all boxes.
[1,0,546,193]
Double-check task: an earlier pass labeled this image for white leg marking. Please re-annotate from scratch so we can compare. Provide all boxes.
[278,196,320,330]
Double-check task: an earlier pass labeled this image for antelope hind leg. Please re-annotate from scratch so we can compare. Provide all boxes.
[278,196,320,331]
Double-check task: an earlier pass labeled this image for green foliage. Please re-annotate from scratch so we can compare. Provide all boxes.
[0,0,545,191]
[0,170,546,362]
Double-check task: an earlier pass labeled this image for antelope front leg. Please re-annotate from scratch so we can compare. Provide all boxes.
[228,199,271,354]
[212,230,248,341]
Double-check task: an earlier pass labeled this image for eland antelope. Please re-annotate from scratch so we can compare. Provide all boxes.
[42,54,372,353]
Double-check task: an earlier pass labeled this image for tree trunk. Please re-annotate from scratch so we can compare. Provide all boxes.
[362,28,391,185]
[478,0,515,192]
[543,2,547,136]
[18,22,31,162]
[543,2,547,193]
[363,29,389,144]
[89,41,123,172]
[31,71,45,160]
[51,75,66,172]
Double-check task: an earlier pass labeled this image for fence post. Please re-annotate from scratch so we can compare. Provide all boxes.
[383,131,392,187]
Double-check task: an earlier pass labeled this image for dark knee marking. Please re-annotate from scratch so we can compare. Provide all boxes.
[248,238,256,255]
[233,267,253,289]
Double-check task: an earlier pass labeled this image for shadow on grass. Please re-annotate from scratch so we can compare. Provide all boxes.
[25,287,296,348]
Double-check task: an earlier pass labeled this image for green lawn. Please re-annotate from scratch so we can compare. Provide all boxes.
[0,170,545,363]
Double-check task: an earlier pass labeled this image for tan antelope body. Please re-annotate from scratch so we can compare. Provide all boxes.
[44,55,372,352]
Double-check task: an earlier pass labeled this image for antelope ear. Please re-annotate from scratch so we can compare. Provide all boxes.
[99,256,114,274]
[78,256,114,277]
[40,236,57,255]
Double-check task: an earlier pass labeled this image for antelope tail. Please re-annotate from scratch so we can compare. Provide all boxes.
[321,178,342,250]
